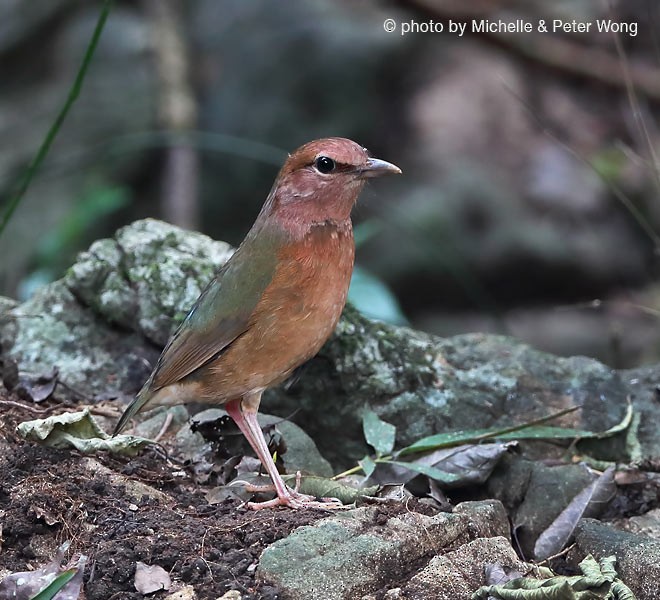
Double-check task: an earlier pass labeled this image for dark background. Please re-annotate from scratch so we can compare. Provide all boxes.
[2,0,660,367]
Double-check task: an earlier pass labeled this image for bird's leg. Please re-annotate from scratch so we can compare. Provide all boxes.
[225,396,292,500]
[225,395,344,510]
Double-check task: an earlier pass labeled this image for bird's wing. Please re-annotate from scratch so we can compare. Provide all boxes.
[149,230,280,391]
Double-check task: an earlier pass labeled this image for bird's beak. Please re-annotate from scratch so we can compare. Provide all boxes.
[358,157,402,179]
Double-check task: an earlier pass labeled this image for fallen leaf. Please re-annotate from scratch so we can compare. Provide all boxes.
[375,483,413,502]
[16,368,59,403]
[16,409,151,456]
[134,562,171,595]
[296,475,372,504]
[380,442,516,488]
[29,505,60,526]
[534,467,616,560]
[483,563,525,587]
[473,554,636,599]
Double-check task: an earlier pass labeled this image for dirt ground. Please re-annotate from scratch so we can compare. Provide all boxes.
[0,387,443,599]
[0,386,333,599]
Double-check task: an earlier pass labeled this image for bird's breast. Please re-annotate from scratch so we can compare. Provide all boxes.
[202,222,355,398]
[254,223,355,354]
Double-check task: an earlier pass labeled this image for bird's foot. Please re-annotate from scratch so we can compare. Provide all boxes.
[246,491,345,511]
[243,471,346,510]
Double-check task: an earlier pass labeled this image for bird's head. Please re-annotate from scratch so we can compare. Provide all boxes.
[262,137,401,231]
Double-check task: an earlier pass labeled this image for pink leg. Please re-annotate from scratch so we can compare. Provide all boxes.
[225,395,343,510]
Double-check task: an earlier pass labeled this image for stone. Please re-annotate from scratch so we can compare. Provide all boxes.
[574,519,660,600]
[257,500,509,600]
[402,536,528,599]
[164,585,197,600]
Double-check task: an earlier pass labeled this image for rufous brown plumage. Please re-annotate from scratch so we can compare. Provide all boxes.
[114,137,401,509]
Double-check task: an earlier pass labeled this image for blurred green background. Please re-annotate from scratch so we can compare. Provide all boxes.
[2,0,660,367]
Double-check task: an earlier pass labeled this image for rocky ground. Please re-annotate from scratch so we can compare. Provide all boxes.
[2,379,659,600]
[2,220,660,599]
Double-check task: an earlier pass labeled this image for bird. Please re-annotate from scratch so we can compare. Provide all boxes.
[114,137,401,509]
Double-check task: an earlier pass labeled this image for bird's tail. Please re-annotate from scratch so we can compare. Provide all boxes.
[113,381,153,436]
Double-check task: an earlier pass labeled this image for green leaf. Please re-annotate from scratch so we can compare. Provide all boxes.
[362,408,396,456]
[399,404,632,456]
[29,569,77,600]
[292,475,378,504]
[600,401,633,437]
[400,426,598,455]
[349,266,408,325]
[493,426,602,440]
[381,460,462,485]
[359,455,377,479]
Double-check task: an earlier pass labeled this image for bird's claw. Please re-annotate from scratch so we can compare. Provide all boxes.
[241,471,347,511]
[246,493,346,511]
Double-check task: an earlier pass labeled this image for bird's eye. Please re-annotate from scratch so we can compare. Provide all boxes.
[314,156,336,174]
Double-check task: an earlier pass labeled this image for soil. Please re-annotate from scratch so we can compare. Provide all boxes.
[0,388,441,600]
[0,387,327,599]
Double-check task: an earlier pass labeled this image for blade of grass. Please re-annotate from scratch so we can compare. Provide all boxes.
[29,569,77,600]
[0,0,114,240]
[609,1,660,201]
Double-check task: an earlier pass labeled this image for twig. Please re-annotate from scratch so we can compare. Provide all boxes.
[531,543,576,571]
[0,399,50,414]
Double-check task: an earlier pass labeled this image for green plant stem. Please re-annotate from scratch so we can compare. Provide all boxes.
[333,457,390,480]
[0,0,113,240]
[331,405,581,480]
